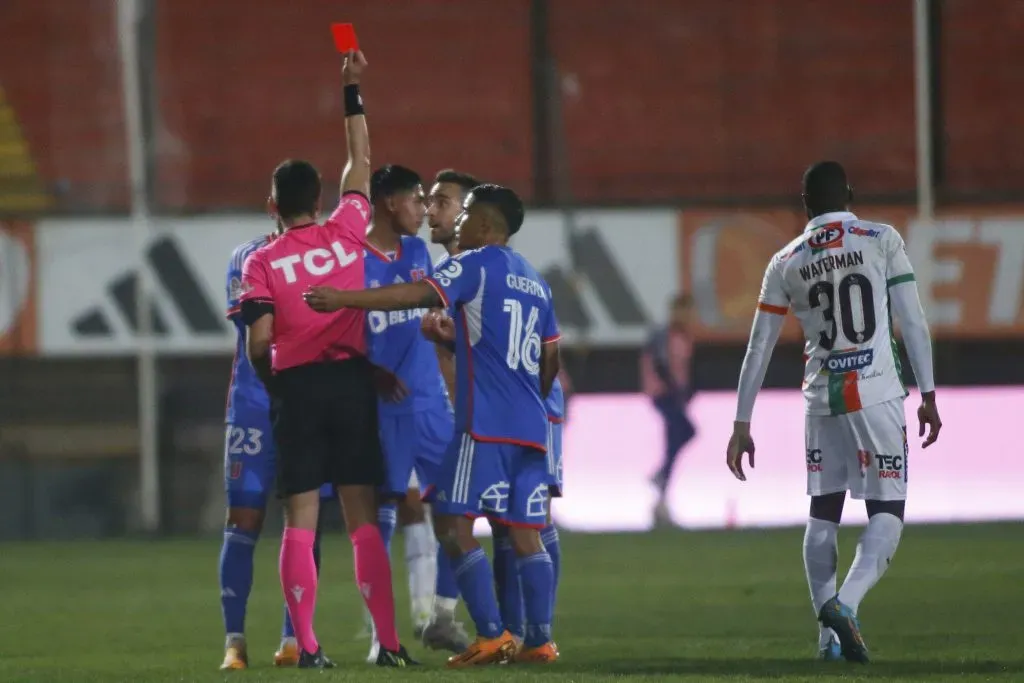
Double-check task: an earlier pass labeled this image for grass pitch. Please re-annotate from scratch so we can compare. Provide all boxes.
[0,523,1021,682]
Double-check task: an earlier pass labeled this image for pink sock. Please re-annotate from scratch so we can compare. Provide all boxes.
[350,523,400,651]
[280,527,319,654]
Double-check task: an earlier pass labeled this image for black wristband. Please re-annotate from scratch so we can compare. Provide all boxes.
[343,84,364,117]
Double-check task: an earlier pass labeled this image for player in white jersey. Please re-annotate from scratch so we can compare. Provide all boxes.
[726,161,942,664]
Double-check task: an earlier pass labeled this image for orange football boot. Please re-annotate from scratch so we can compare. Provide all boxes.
[514,641,559,664]
[446,630,518,668]
[220,643,248,670]
[273,639,300,667]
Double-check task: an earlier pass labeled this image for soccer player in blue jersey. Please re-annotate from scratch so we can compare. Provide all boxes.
[305,184,562,666]
[219,236,334,670]
[360,164,470,657]
[419,169,479,640]
[423,169,564,648]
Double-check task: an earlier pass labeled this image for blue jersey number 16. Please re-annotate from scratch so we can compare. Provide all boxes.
[503,298,541,375]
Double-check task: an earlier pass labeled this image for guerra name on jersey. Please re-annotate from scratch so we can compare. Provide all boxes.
[758,211,916,416]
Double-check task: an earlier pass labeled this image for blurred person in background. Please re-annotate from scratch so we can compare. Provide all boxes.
[359,163,470,657]
[727,161,941,663]
[219,234,337,671]
[642,293,697,526]
[238,51,415,668]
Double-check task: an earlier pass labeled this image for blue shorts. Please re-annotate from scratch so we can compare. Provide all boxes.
[379,407,454,498]
[427,432,550,528]
[225,415,333,510]
[546,419,563,497]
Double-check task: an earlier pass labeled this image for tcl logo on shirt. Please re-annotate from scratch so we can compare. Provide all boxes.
[270,242,358,284]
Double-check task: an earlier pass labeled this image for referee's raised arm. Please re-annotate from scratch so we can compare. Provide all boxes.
[340,50,370,199]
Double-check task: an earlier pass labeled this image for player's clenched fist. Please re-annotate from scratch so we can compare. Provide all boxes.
[421,310,455,343]
[303,286,347,312]
[342,50,368,84]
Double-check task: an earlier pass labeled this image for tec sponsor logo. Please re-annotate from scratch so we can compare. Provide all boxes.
[825,348,874,374]
[806,448,823,473]
[874,453,906,481]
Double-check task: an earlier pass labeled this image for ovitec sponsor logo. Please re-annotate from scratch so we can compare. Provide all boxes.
[821,348,874,374]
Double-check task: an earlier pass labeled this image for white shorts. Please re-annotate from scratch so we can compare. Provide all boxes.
[805,398,908,501]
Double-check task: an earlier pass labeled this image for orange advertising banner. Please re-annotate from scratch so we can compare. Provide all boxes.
[0,220,37,354]
[678,207,1024,341]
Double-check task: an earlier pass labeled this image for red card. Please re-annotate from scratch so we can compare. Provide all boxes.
[331,23,359,53]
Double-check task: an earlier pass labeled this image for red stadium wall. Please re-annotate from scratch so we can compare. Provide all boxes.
[0,0,128,210]
[941,0,1024,199]
[548,0,917,203]
[0,0,1022,212]
[153,0,533,211]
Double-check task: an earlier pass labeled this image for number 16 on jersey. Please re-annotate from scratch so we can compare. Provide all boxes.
[503,298,542,374]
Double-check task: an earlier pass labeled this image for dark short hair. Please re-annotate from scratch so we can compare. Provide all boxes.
[469,184,524,236]
[802,160,849,207]
[433,169,480,197]
[273,160,321,220]
[370,164,422,204]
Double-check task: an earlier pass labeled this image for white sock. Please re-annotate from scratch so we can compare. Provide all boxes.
[434,596,458,617]
[803,518,839,647]
[404,520,437,628]
[838,512,903,615]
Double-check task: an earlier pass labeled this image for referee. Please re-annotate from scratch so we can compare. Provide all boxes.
[238,50,414,669]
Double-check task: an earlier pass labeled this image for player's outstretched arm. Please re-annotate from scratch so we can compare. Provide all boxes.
[728,306,786,481]
[304,281,441,313]
[889,280,941,447]
[339,50,370,198]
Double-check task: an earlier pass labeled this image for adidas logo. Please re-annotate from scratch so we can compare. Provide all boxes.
[71,236,224,338]
[542,227,646,333]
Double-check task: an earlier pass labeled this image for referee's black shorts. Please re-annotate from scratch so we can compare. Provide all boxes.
[270,356,385,497]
